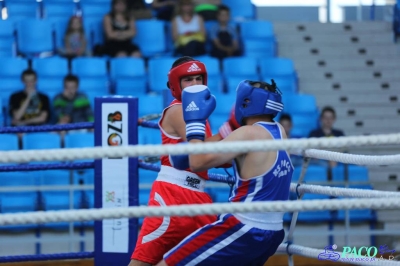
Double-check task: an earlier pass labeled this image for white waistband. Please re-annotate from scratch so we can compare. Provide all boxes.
[156,166,206,192]
[233,212,284,231]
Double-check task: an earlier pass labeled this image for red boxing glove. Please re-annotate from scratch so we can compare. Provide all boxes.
[218,106,241,139]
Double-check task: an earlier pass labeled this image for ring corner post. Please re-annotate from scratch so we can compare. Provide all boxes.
[94,96,139,266]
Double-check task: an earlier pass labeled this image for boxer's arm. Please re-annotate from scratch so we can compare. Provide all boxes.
[188,126,254,172]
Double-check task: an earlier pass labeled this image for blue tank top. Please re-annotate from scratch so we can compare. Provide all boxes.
[230,122,293,203]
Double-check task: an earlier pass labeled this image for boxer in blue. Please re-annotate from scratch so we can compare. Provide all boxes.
[157,80,294,266]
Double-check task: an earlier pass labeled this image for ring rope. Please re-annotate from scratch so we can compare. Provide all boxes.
[277,243,400,266]
[1,133,400,163]
[301,149,400,165]
[0,162,94,172]
[0,197,399,226]
[0,252,94,263]
[292,183,400,198]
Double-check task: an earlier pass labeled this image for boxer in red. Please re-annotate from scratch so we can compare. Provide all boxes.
[129,56,238,266]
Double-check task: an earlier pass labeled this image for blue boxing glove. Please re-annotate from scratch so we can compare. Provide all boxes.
[169,142,189,170]
[182,85,216,141]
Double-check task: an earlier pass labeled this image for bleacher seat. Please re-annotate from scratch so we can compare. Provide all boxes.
[6,2,38,20]
[337,185,375,222]
[148,57,176,92]
[283,94,318,115]
[297,194,332,222]
[16,19,54,56]
[65,132,94,148]
[37,77,64,100]
[83,17,103,50]
[79,78,110,107]
[71,58,108,78]
[0,134,19,151]
[139,169,157,184]
[0,20,15,56]
[80,3,109,18]
[0,79,23,107]
[0,58,29,78]
[134,20,167,58]
[0,172,38,230]
[195,56,223,93]
[138,94,163,117]
[73,169,94,185]
[213,92,235,116]
[292,165,327,183]
[290,113,319,138]
[222,0,255,21]
[22,132,61,150]
[139,188,151,206]
[32,57,69,78]
[139,127,161,145]
[239,20,276,58]
[271,78,297,94]
[110,58,147,95]
[52,18,69,51]
[259,58,296,79]
[332,165,369,182]
[222,57,259,93]
[44,2,76,19]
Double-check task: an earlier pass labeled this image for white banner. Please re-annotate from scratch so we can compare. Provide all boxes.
[101,103,129,253]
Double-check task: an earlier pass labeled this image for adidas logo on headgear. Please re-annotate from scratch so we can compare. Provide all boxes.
[185,101,199,111]
[187,63,201,72]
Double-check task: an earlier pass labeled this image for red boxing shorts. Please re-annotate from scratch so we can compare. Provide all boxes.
[131,166,216,265]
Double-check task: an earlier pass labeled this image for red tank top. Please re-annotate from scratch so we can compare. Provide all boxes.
[159,99,212,180]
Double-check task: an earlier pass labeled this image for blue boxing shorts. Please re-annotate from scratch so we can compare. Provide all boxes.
[164,214,285,266]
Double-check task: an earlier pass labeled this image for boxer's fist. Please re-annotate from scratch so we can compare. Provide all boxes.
[219,105,240,139]
[182,85,216,141]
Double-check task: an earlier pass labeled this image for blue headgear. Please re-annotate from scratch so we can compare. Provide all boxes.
[235,80,283,125]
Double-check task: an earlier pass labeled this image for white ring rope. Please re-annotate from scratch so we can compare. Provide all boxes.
[1,133,400,163]
[302,149,400,165]
[277,243,400,266]
[290,183,400,198]
[1,197,400,226]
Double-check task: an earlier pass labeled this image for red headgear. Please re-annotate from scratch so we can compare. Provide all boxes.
[167,60,208,101]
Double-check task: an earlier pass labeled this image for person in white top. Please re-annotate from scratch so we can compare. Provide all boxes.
[172,0,206,57]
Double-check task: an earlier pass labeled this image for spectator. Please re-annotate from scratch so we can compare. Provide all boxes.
[309,106,345,168]
[60,16,87,58]
[172,0,206,57]
[279,113,293,138]
[209,5,240,59]
[102,0,141,57]
[9,69,50,127]
[152,0,178,21]
[193,0,221,21]
[308,106,344,138]
[279,113,302,167]
[53,75,94,124]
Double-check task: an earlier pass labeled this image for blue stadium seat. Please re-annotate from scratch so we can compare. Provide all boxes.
[242,39,275,58]
[239,20,274,40]
[6,2,39,20]
[82,17,103,49]
[195,56,223,93]
[139,169,157,184]
[0,20,16,57]
[290,113,319,138]
[71,58,108,78]
[222,0,255,20]
[79,77,110,93]
[36,77,64,100]
[297,194,332,222]
[284,94,318,115]
[336,185,375,222]
[0,79,23,107]
[0,58,29,78]
[80,3,109,18]
[139,127,161,145]
[65,132,94,148]
[292,165,328,183]
[134,20,167,58]
[148,57,176,93]
[16,19,54,56]
[0,134,19,151]
[271,78,297,94]
[259,58,296,79]
[332,165,369,183]
[110,58,147,95]
[44,2,76,19]
[213,92,235,116]
[139,188,151,206]
[208,114,227,135]
[0,172,38,230]
[32,57,69,78]
[73,169,94,185]
[22,133,61,150]
[208,185,231,203]
[138,95,163,117]
[222,57,259,93]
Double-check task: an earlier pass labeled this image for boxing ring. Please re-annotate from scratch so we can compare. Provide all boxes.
[0,96,400,266]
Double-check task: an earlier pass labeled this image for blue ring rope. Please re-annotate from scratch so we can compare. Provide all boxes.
[0,162,94,172]
[138,162,235,185]
[0,252,94,263]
